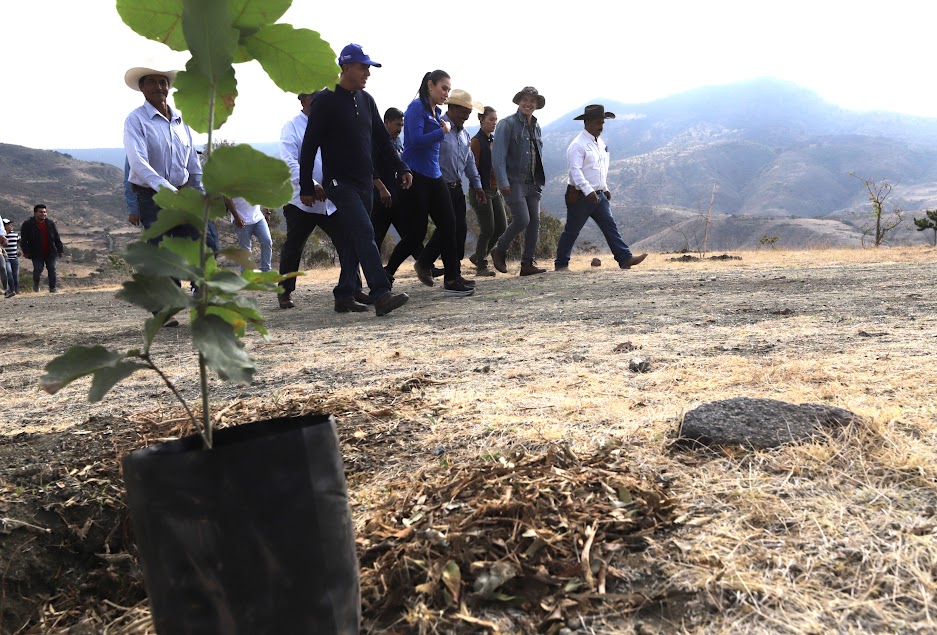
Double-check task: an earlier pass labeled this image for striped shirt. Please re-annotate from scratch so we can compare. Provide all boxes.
[5,231,18,260]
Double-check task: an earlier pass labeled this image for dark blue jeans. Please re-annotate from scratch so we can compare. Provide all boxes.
[136,188,200,243]
[325,183,390,300]
[279,204,359,299]
[5,258,19,293]
[31,252,58,291]
[555,192,633,268]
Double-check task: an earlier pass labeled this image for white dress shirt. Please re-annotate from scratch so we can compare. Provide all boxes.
[230,197,265,224]
[566,129,610,196]
[279,112,336,215]
[124,101,203,192]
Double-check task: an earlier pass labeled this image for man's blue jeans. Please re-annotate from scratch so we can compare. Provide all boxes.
[32,252,58,292]
[555,192,633,268]
[324,183,390,301]
[236,220,273,272]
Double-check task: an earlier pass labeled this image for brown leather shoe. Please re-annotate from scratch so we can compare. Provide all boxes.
[278,293,295,309]
[475,259,496,277]
[490,248,508,273]
[621,253,648,269]
[519,260,546,276]
[414,261,435,287]
[354,290,375,305]
[335,297,369,313]
[374,291,409,316]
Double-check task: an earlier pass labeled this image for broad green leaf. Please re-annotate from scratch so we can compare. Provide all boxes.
[203,145,292,207]
[143,313,168,351]
[205,306,248,335]
[173,61,238,133]
[89,361,151,402]
[140,208,204,242]
[116,0,186,51]
[159,236,203,268]
[117,274,193,314]
[218,246,254,269]
[210,297,263,324]
[243,24,337,94]
[192,314,255,383]
[125,241,199,280]
[204,269,249,293]
[182,0,238,85]
[154,186,206,216]
[41,346,134,395]
[229,0,290,29]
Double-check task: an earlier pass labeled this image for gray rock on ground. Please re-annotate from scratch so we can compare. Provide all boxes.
[676,397,861,449]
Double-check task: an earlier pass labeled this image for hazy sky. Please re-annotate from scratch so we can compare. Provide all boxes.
[4,0,936,150]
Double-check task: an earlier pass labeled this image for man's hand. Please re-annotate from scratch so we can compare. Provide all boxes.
[128,214,141,227]
[375,181,392,208]
[499,185,511,196]
[605,190,612,201]
[314,183,326,202]
[440,120,451,134]
[300,195,315,206]
[474,188,487,206]
[400,172,413,190]
[587,191,599,204]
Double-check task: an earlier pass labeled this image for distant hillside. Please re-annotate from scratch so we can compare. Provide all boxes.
[35,77,937,250]
[57,143,281,169]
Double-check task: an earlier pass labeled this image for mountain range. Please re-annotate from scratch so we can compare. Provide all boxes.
[7,77,936,252]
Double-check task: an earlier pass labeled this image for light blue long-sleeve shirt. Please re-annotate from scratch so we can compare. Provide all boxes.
[439,114,483,189]
[124,101,203,192]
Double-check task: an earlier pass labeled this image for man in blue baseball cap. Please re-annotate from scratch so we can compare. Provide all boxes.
[299,44,412,316]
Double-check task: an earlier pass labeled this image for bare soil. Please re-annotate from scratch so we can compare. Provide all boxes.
[1,247,936,634]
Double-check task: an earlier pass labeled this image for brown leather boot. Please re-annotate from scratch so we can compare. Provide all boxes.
[519,260,546,276]
[278,293,295,309]
[475,259,496,277]
[490,248,508,273]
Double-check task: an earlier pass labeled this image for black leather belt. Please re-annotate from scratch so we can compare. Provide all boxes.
[131,184,157,195]
[447,181,462,189]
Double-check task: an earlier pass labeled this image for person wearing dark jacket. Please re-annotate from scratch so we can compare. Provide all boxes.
[20,204,64,293]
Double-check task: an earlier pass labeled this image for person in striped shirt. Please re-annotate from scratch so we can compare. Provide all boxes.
[3,218,19,297]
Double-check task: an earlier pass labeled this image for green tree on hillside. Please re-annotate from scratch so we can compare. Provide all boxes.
[913,208,937,246]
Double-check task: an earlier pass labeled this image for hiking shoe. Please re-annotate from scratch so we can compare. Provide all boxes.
[49,288,59,293]
[455,276,476,288]
[335,297,369,313]
[431,266,446,278]
[555,265,570,272]
[620,253,648,269]
[469,254,479,266]
[414,261,435,287]
[354,290,376,305]
[520,260,546,276]
[163,318,180,328]
[278,293,295,309]
[374,291,409,316]
[443,279,475,297]
[490,248,508,273]
[475,258,496,276]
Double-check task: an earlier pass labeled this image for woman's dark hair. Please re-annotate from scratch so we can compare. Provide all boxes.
[417,70,450,110]
[478,106,496,123]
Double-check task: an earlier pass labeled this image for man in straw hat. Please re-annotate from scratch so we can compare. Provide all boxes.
[554,104,647,272]
[490,86,548,277]
[123,63,204,326]
[420,88,487,278]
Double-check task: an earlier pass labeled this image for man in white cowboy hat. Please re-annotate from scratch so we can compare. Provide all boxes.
[123,63,204,326]
[490,86,548,277]
[420,88,487,278]
[554,104,647,272]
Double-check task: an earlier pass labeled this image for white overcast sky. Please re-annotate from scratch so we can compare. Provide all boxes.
[3,0,937,149]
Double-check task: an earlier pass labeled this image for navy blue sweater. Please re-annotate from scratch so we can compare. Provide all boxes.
[299,85,408,194]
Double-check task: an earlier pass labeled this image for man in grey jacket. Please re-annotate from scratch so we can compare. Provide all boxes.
[490,86,547,276]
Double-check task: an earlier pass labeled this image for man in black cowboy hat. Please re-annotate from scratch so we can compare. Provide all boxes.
[554,104,647,272]
[490,86,548,277]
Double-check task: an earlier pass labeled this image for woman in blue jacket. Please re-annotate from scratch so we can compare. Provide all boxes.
[401,70,474,297]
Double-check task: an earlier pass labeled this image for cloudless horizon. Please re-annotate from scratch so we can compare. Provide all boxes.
[4,1,937,150]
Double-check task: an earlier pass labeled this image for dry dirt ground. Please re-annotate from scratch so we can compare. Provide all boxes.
[1,247,936,634]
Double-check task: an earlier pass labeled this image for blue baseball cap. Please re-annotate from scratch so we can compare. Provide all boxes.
[338,43,381,68]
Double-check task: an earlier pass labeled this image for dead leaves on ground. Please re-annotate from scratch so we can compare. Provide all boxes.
[358,443,677,633]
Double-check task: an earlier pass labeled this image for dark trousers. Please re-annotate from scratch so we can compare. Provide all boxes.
[324,184,391,300]
[279,204,356,299]
[372,189,422,276]
[31,252,57,291]
[411,173,461,280]
[470,187,507,263]
[554,192,633,268]
[4,258,18,293]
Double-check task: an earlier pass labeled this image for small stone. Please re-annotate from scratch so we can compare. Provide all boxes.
[591,258,602,267]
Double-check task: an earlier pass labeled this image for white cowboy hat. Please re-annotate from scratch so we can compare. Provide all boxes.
[447,89,483,112]
[124,66,179,91]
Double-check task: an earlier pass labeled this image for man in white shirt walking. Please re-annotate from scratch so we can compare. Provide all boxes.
[554,104,647,272]
[226,197,273,272]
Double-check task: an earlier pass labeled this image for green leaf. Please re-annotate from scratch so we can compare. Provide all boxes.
[243,24,337,94]
[125,241,199,280]
[160,236,203,268]
[203,145,292,207]
[205,306,248,335]
[229,0,290,29]
[154,186,206,215]
[211,297,264,324]
[41,346,134,395]
[89,361,151,402]
[116,0,186,51]
[117,274,192,314]
[204,269,249,294]
[218,246,254,270]
[173,61,238,133]
[192,314,255,384]
[140,208,204,242]
[182,0,238,83]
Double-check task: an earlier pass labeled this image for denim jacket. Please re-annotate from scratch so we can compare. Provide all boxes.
[492,109,545,188]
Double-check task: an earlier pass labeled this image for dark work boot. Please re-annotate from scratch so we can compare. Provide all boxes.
[519,260,546,276]
[334,297,369,313]
[490,248,508,273]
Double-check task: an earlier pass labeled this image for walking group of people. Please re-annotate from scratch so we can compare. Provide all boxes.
[1,205,65,297]
[121,42,646,321]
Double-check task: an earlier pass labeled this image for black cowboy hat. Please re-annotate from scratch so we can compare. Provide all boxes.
[574,104,616,120]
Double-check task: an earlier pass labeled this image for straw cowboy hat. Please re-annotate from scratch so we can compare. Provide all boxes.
[124,65,179,91]
[512,86,545,109]
[447,89,483,111]
[574,104,616,120]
